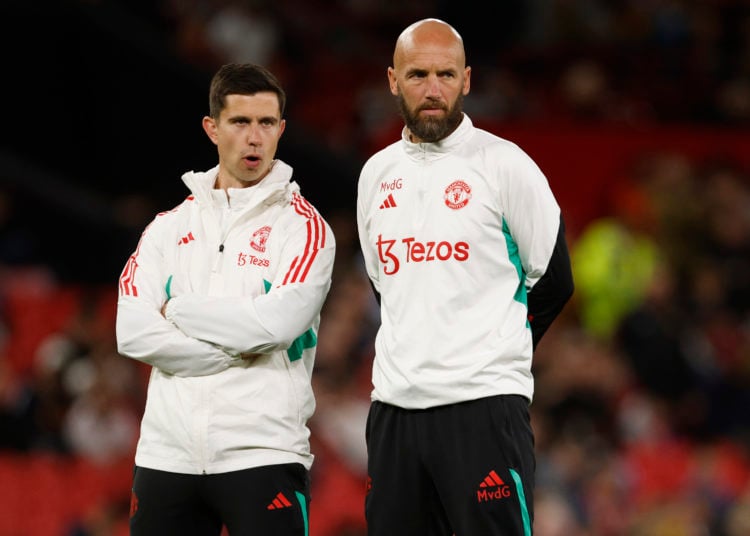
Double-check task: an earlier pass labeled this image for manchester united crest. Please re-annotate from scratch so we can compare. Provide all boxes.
[250,226,272,252]
[444,180,471,210]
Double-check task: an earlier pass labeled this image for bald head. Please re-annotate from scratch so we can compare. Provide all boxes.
[393,18,466,70]
[388,18,470,143]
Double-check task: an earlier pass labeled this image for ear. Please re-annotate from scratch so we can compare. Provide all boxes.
[278,118,286,138]
[387,67,398,96]
[202,116,218,145]
[463,66,471,96]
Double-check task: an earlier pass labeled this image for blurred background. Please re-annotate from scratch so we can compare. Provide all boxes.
[1,0,749,534]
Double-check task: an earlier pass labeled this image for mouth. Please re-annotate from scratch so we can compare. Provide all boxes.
[418,104,447,116]
[243,154,262,168]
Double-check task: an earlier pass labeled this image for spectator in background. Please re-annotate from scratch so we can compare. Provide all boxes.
[356,18,574,535]
[115,63,335,535]
[202,0,281,67]
[570,166,665,341]
[62,374,139,466]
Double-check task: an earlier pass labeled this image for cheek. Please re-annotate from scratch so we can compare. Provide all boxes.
[219,138,241,155]
[266,132,282,148]
[217,130,240,146]
[398,87,421,107]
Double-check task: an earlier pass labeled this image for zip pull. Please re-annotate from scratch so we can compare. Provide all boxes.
[212,244,225,274]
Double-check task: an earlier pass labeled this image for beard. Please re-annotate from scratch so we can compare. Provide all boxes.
[396,92,464,143]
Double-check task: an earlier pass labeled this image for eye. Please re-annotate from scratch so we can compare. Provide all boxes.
[407,69,428,80]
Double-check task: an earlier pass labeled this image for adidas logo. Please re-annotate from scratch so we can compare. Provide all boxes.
[177,232,195,245]
[476,470,511,502]
[267,492,293,510]
[379,193,397,209]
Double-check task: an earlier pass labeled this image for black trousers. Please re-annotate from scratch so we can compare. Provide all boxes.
[365,395,535,536]
[129,463,310,536]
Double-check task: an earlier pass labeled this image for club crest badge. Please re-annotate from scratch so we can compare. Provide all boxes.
[250,226,272,252]
[444,180,471,210]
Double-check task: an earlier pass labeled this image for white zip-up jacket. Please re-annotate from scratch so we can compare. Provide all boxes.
[357,115,573,409]
[116,160,335,474]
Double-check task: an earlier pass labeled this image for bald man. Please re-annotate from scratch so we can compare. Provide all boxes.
[356,18,574,535]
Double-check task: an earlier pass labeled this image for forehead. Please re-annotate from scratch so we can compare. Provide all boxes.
[396,39,464,72]
[221,92,280,119]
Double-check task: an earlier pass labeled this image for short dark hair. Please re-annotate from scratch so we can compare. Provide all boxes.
[208,63,286,119]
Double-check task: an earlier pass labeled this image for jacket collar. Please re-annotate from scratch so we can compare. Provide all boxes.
[181,159,299,209]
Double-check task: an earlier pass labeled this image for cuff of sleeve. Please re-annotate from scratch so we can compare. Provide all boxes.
[164,297,178,325]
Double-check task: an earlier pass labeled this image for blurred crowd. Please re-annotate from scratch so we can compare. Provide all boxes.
[1,0,750,535]
[155,0,750,152]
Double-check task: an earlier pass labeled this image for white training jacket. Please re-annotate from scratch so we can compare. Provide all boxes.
[357,115,564,409]
[116,160,335,474]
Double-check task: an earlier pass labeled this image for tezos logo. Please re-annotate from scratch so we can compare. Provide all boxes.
[444,180,471,209]
[376,234,469,275]
[250,226,272,252]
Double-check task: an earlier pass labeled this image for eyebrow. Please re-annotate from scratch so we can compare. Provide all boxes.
[228,114,279,124]
[407,66,457,77]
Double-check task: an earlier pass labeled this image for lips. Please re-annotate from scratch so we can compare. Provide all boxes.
[419,108,445,117]
[419,104,447,115]
[419,99,447,111]
[243,155,261,168]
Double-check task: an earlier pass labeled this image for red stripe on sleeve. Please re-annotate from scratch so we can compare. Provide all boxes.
[284,194,326,284]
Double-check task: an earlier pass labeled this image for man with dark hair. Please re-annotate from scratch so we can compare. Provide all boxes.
[117,63,335,535]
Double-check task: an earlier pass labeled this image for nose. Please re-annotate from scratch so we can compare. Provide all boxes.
[246,124,262,145]
[425,74,442,97]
